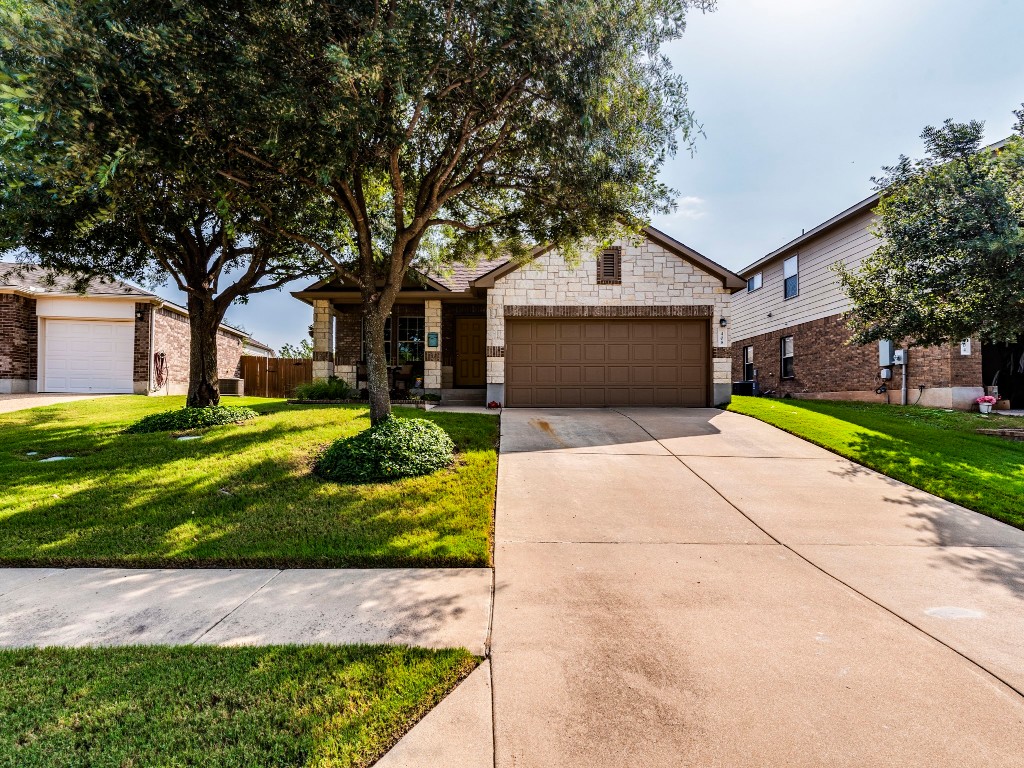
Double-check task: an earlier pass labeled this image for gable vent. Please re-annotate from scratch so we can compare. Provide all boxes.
[597,248,622,285]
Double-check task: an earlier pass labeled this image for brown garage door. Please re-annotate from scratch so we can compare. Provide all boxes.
[504,318,709,407]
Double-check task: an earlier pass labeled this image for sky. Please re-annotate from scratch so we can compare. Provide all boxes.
[156,0,1024,352]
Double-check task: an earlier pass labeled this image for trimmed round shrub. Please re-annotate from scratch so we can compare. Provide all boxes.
[125,405,258,434]
[314,417,455,482]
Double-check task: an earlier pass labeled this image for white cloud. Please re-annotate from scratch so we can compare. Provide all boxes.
[668,195,707,220]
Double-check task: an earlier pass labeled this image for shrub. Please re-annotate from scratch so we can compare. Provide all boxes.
[125,405,258,434]
[294,376,355,401]
[314,417,455,482]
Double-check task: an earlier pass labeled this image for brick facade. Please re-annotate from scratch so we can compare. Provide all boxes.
[0,294,37,392]
[151,307,245,395]
[133,303,151,392]
[731,313,984,408]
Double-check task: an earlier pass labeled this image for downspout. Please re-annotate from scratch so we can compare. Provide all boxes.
[901,358,908,406]
[148,301,157,393]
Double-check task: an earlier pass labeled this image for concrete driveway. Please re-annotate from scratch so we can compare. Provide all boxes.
[0,393,109,414]
[491,408,1024,767]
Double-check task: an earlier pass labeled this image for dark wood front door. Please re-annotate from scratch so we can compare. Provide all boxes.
[455,317,486,386]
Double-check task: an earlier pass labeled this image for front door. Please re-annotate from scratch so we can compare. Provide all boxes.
[455,317,486,386]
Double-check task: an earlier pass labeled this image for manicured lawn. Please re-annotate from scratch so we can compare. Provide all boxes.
[728,396,1024,530]
[0,397,498,568]
[0,644,477,768]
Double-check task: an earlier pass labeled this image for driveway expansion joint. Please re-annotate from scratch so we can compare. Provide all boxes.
[614,410,1024,702]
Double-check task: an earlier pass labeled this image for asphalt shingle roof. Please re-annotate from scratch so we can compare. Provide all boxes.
[0,261,155,298]
[424,258,509,292]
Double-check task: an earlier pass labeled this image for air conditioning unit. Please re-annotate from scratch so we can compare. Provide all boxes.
[219,378,245,396]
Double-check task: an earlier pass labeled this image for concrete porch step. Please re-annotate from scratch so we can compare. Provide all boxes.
[441,388,487,405]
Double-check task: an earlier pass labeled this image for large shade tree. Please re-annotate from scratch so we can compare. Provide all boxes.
[0,3,333,406]
[837,110,1024,348]
[2,0,712,421]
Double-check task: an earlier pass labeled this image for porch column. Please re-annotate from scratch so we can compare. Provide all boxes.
[312,299,335,379]
[424,299,442,392]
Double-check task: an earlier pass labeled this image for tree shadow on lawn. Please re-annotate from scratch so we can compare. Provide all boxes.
[0,406,496,569]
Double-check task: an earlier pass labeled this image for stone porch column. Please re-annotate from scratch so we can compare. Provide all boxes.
[312,299,335,379]
[423,299,442,392]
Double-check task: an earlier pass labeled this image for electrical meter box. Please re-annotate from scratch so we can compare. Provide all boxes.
[892,349,907,365]
[879,339,894,366]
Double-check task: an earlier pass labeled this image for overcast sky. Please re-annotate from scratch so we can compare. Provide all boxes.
[159,0,1024,351]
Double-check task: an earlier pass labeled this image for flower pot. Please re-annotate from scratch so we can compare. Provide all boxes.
[979,403,993,414]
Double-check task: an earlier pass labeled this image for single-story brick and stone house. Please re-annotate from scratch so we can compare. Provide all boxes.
[0,262,263,395]
[293,227,745,407]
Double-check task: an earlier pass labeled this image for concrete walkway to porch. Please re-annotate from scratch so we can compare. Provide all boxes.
[0,567,492,654]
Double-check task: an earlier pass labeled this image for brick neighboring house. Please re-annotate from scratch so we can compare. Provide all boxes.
[293,227,745,407]
[0,262,265,395]
[728,195,990,409]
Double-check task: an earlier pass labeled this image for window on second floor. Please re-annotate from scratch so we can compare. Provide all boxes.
[781,335,795,378]
[746,272,762,292]
[743,345,755,381]
[597,248,622,285]
[783,255,799,299]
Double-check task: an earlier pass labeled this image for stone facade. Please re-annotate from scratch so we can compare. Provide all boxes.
[731,313,984,408]
[150,307,245,395]
[424,299,442,391]
[485,239,733,404]
[0,294,37,393]
[311,299,335,379]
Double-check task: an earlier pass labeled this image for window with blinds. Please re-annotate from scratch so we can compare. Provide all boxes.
[597,248,622,285]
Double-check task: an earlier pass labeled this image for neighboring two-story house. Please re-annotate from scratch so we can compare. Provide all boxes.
[729,195,989,410]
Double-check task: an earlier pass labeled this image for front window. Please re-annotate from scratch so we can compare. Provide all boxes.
[397,316,425,363]
[743,345,755,381]
[783,255,799,299]
[747,272,762,292]
[781,335,795,379]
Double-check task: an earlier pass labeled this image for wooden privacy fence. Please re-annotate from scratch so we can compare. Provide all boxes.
[240,356,313,398]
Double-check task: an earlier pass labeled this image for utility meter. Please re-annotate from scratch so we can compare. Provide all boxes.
[892,349,907,365]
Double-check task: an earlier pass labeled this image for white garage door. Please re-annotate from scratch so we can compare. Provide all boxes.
[43,319,135,393]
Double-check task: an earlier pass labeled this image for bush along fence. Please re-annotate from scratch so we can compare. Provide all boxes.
[239,356,312,398]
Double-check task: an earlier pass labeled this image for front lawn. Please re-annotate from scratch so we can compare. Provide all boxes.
[727,396,1024,530]
[0,644,477,768]
[0,397,497,568]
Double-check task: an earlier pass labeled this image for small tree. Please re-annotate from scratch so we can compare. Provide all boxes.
[837,110,1024,347]
[0,3,331,406]
[279,339,314,359]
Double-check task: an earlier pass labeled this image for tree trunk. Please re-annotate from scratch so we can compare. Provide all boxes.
[362,302,393,425]
[186,295,223,408]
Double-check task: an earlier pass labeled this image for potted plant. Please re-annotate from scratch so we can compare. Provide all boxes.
[977,395,997,414]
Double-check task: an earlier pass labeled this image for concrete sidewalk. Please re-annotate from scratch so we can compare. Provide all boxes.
[0,393,110,414]
[491,407,1024,767]
[0,567,492,655]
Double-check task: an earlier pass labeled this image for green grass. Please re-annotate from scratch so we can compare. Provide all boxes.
[0,644,478,768]
[727,396,1024,530]
[0,397,498,568]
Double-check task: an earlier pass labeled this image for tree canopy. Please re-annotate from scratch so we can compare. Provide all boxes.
[1,0,713,420]
[838,110,1024,347]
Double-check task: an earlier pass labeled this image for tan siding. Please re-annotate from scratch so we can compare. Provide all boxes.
[731,210,880,342]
